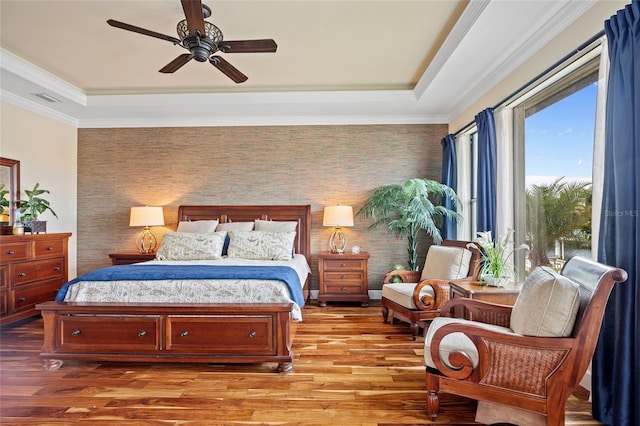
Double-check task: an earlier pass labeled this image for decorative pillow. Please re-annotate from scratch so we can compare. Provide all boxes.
[215,222,255,231]
[155,231,227,261]
[421,245,473,281]
[510,266,580,337]
[177,220,219,233]
[254,219,298,232]
[227,231,296,261]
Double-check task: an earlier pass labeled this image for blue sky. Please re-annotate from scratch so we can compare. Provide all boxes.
[525,82,597,187]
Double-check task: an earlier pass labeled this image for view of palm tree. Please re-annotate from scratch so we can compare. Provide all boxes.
[525,82,597,273]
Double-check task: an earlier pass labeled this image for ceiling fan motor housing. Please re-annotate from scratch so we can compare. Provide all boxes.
[183,35,215,62]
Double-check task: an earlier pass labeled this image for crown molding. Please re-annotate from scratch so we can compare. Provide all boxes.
[0,89,78,127]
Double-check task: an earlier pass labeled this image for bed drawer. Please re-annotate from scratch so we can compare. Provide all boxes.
[166,315,275,354]
[12,258,64,286]
[58,315,162,352]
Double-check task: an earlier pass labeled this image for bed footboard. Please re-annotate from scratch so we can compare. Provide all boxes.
[37,302,295,373]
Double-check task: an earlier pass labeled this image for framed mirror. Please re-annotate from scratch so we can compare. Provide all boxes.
[0,157,20,229]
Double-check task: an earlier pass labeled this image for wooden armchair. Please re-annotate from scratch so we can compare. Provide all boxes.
[424,256,628,425]
[381,240,481,340]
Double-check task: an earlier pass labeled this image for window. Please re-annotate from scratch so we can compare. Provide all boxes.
[514,58,599,276]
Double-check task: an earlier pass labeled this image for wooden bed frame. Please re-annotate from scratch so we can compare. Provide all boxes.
[37,204,311,373]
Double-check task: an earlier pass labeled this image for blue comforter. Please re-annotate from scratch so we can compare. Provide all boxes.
[56,264,305,307]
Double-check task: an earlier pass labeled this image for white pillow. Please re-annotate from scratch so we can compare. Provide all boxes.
[510,266,580,337]
[421,245,473,281]
[177,220,219,233]
[156,231,227,261]
[254,219,298,232]
[216,222,255,232]
[227,230,296,261]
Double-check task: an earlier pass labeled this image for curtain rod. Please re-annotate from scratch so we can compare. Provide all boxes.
[453,29,606,136]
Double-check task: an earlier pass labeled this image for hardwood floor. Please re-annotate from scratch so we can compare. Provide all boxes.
[1,302,601,425]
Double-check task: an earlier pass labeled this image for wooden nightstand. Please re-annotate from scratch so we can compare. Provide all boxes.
[317,251,370,307]
[109,252,156,265]
[449,280,523,320]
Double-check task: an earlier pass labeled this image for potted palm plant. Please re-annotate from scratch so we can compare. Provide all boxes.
[17,182,58,233]
[357,178,461,271]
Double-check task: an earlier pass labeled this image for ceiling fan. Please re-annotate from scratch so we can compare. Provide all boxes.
[107,0,277,83]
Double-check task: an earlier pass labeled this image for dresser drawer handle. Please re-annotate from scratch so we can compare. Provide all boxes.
[53,266,61,271]
[46,246,54,251]
[18,297,26,303]
[18,272,27,277]
[138,331,147,337]
[180,330,189,337]
[249,331,256,338]
[71,329,81,336]
[6,250,14,255]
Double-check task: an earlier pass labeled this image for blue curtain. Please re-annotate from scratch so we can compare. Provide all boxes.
[593,2,639,425]
[441,134,457,240]
[474,108,497,238]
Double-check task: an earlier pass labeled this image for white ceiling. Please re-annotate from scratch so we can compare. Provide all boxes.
[0,0,599,128]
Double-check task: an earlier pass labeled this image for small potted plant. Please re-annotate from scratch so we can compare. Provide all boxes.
[17,182,58,234]
[471,230,528,287]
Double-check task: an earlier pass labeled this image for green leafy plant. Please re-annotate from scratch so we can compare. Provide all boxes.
[471,230,528,282]
[18,183,58,222]
[0,183,9,211]
[357,178,460,271]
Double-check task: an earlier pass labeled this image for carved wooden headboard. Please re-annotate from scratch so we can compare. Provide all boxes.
[177,205,311,259]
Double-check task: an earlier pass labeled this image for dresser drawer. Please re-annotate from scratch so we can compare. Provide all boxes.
[12,258,64,286]
[0,290,7,317]
[167,315,274,354]
[58,315,162,352]
[34,239,65,258]
[0,242,29,262]
[0,265,7,290]
[322,259,364,271]
[13,279,62,312]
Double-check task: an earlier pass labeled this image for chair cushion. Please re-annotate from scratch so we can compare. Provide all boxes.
[421,245,472,281]
[424,317,513,369]
[382,282,435,309]
[510,266,580,337]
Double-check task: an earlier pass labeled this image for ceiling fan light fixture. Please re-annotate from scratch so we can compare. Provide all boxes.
[176,20,223,45]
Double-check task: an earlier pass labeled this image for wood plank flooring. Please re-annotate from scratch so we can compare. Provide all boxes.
[1,302,601,425]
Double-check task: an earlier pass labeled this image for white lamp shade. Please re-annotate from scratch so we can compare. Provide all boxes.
[323,205,354,227]
[129,206,165,227]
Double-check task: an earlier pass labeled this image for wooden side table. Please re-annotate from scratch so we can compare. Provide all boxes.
[449,280,523,320]
[109,252,156,265]
[317,251,370,307]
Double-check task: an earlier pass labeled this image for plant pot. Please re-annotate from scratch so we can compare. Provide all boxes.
[484,276,510,288]
[24,220,47,234]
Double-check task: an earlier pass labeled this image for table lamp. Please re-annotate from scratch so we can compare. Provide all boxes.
[129,206,164,254]
[323,205,354,254]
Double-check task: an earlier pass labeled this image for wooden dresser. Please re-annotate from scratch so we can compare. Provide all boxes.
[0,232,71,326]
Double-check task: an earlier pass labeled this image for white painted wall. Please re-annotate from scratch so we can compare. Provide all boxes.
[0,101,78,279]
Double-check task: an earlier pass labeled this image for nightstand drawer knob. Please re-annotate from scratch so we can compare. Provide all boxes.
[7,250,14,255]
[180,330,189,337]
[19,272,27,277]
[340,263,346,267]
[249,331,256,338]
[340,274,346,279]
[341,287,346,292]
[71,329,81,336]
[46,246,54,251]
[138,331,147,337]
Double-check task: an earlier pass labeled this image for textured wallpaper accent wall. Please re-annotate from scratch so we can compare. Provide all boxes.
[78,124,447,291]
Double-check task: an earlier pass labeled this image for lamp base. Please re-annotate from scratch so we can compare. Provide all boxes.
[329,228,347,254]
[136,227,158,254]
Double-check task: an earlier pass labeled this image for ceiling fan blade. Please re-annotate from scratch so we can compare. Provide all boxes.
[219,39,278,53]
[180,0,206,37]
[107,19,181,44]
[210,56,248,83]
[159,54,194,73]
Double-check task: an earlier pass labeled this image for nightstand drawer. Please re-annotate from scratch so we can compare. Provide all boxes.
[324,283,364,294]
[323,259,364,271]
[323,271,364,285]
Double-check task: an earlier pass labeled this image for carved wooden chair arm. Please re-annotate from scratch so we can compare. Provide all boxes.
[383,270,421,284]
[439,298,514,327]
[412,279,451,311]
[429,321,575,387]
